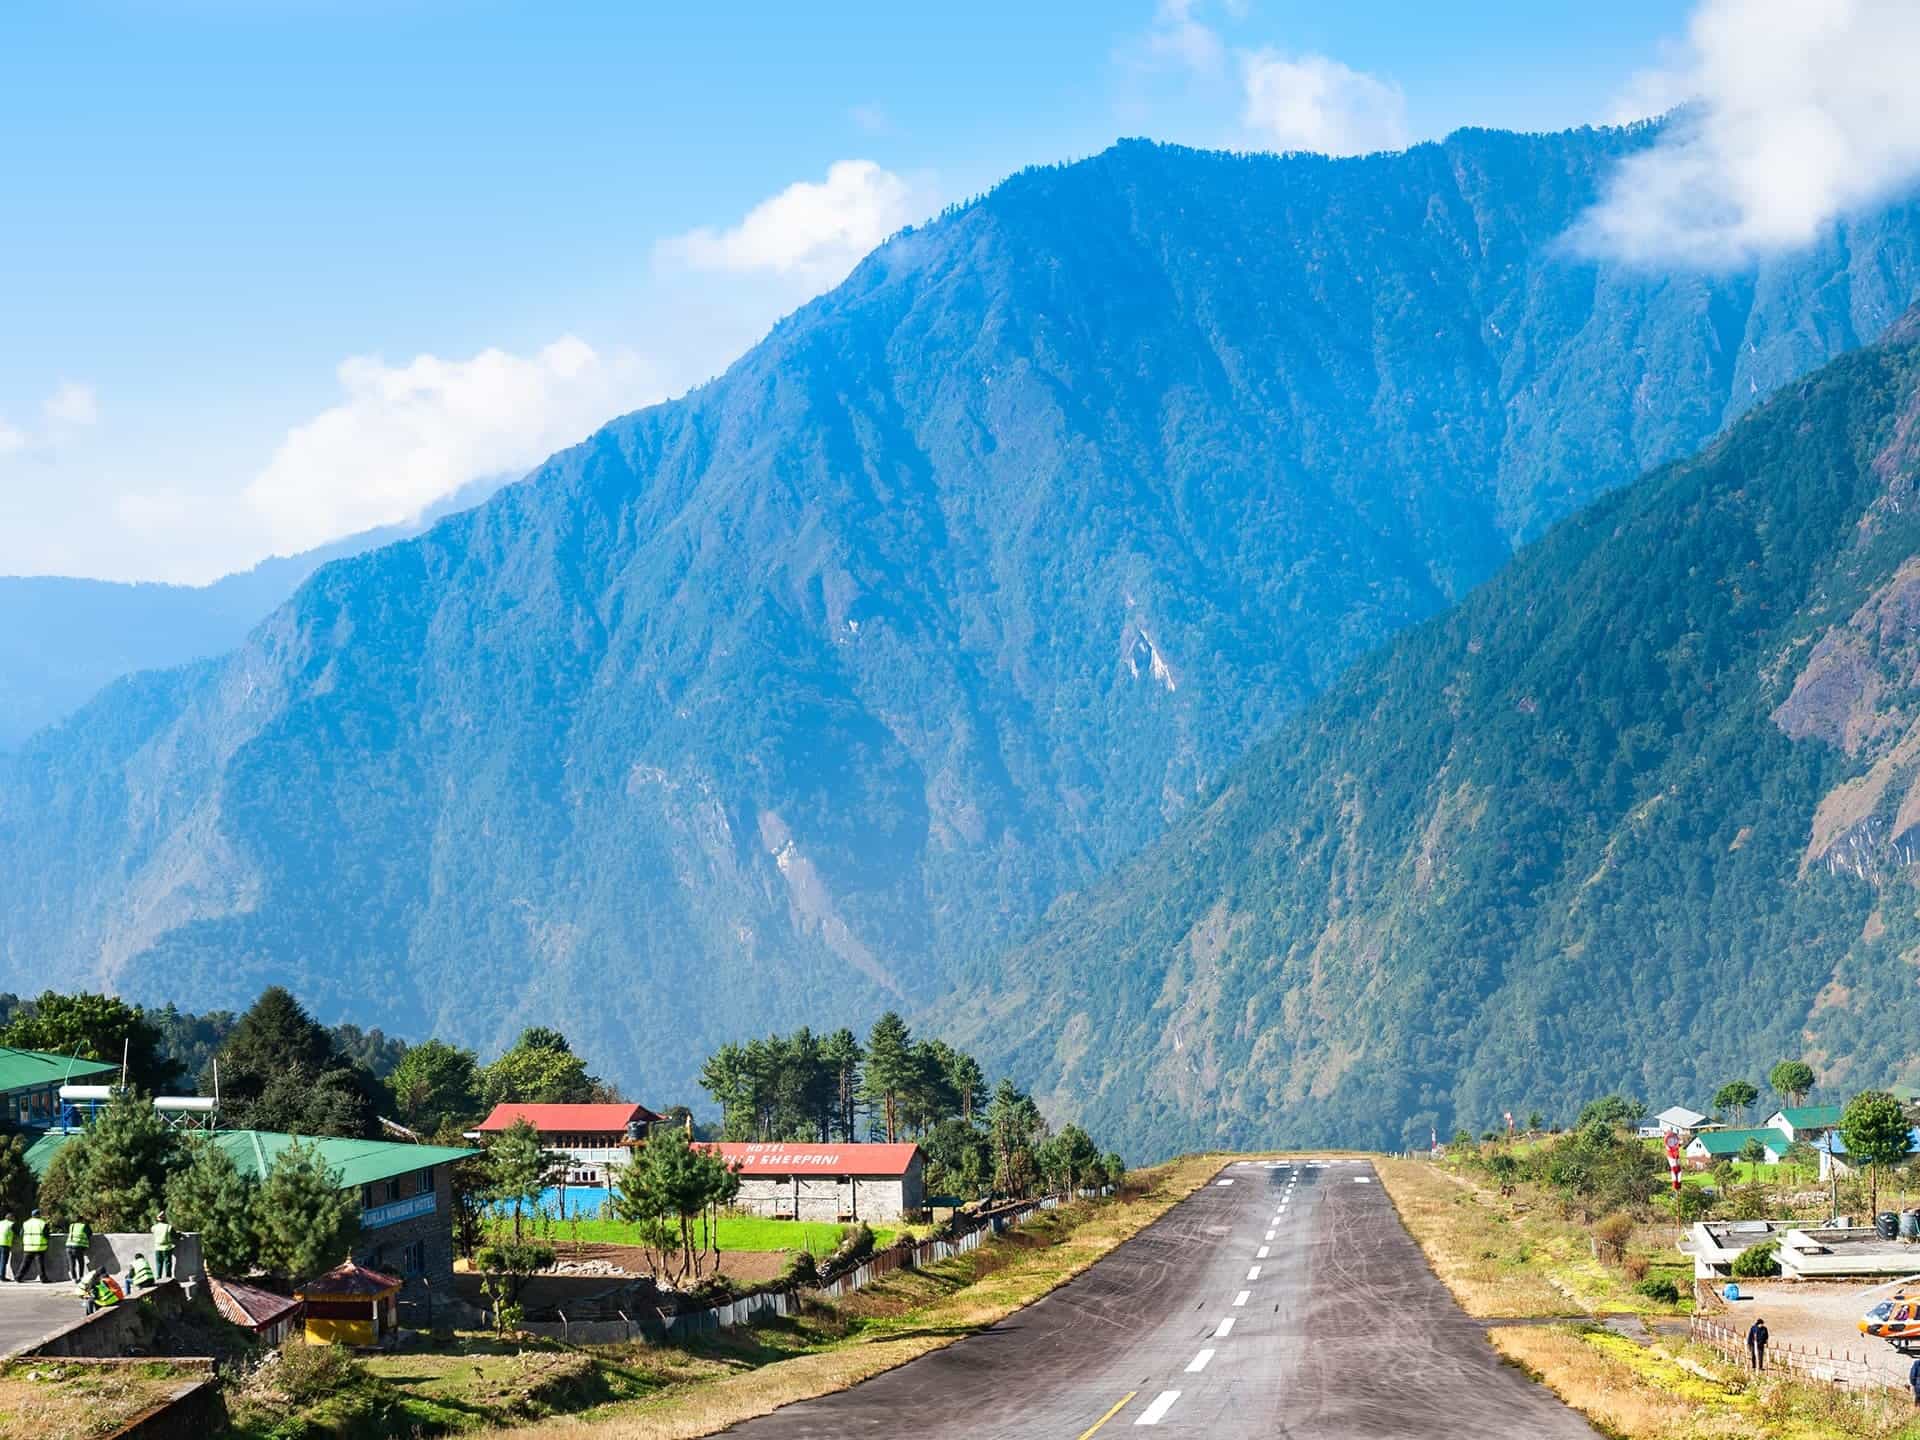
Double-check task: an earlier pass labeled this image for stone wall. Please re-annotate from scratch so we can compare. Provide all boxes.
[733,1174,914,1222]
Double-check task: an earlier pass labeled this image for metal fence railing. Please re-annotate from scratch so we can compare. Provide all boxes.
[516,1190,1077,1345]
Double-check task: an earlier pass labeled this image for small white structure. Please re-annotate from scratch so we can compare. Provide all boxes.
[1686,1220,1790,1281]
[707,1143,926,1222]
[1777,1227,1920,1281]
[1640,1106,1709,1139]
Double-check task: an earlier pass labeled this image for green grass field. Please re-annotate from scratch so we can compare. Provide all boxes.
[554,1214,902,1256]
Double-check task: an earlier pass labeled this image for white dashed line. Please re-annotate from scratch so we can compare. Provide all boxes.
[1215,1316,1236,1337]
[1136,1390,1181,1426]
[1264,1230,1276,1241]
[1186,1349,1215,1373]
[1233,1289,1250,1306]
[1217,1178,1235,1186]
[1257,1246,1270,1259]
[1247,1266,1262,1280]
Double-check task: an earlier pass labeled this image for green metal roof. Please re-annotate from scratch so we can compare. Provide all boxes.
[1690,1127,1791,1157]
[24,1127,473,1186]
[1772,1105,1845,1130]
[0,1048,117,1095]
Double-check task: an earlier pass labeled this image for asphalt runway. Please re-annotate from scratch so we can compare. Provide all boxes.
[727,1158,1600,1438]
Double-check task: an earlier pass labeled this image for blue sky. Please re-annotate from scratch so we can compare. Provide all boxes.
[0,1,1876,580]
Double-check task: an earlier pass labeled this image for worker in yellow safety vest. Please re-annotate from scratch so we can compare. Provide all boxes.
[18,1209,49,1283]
[150,1210,175,1282]
[126,1252,155,1290]
[0,1213,15,1281]
[65,1217,90,1282]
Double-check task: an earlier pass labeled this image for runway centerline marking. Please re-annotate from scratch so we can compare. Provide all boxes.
[1135,1391,1181,1427]
[1264,1230,1276,1240]
[1215,1316,1236,1336]
[1076,1391,1137,1439]
[1186,1348,1215,1374]
[1247,1266,1262,1280]
[1233,1289,1250,1306]
[1257,1246,1270,1258]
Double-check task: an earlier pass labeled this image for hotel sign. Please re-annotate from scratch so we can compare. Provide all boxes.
[362,1191,438,1230]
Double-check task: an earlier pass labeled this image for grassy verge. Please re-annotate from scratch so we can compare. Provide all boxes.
[1490,1324,1920,1440]
[552,1216,901,1257]
[0,1360,198,1440]
[1373,1157,1691,1317]
[488,1153,1226,1438]
[1375,1157,1919,1439]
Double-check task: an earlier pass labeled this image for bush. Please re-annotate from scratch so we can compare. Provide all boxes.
[277,1340,363,1407]
[829,1222,875,1268]
[1673,1186,1712,1223]
[1592,1212,1635,1265]
[780,1249,819,1289]
[1635,1275,1682,1304]
[1730,1240,1780,1279]
[1622,1254,1649,1282]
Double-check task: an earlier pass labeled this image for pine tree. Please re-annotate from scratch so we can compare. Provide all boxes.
[251,1141,358,1281]
[166,1136,257,1275]
[862,1013,914,1143]
[38,1089,183,1231]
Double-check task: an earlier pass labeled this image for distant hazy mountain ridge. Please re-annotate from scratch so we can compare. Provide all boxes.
[5,130,1920,1124]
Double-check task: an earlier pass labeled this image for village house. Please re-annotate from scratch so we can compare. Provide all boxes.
[0,1047,117,1130]
[473,1101,665,1186]
[707,1142,926,1222]
[1638,1105,1709,1139]
[1762,1104,1845,1144]
[1684,1127,1791,1165]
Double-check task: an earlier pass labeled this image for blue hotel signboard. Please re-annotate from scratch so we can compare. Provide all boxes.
[362,1191,438,1230]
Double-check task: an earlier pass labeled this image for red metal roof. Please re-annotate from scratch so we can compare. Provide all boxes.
[476,1102,663,1133]
[704,1142,921,1176]
[208,1275,302,1330]
[296,1261,402,1298]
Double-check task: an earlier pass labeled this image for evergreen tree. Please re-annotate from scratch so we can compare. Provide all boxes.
[251,1141,358,1281]
[1769,1060,1817,1108]
[205,987,378,1137]
[820,1029,864,1142]
[483,1118,551,1244]
[480,1028,600,1107]
[38,1089,183,1230]
[862,1012,914,1143]
[389,1040,481,1133]
[1841,1090,1914,1216]
[987,1080,1046,1198]
[166,1136,258,1275]
[0,1134,36,1222]
[609,1126,740,1283]
[1713,1080,1759,1126]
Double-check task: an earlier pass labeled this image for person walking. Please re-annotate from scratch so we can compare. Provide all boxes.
[150,1210,175,1282]
[126,1251,155,1291]
[18,1209,50,1283]
[0,1213,14,1281]
[1746,1315,1770,1372]
[65,1215,90,1282]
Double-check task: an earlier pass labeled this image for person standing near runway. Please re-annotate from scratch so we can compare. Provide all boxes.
[1746,1316,1769,1371]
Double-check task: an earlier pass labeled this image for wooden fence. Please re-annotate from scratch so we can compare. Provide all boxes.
[1688,1314,1892,1390]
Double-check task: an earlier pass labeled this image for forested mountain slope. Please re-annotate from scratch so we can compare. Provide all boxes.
[5,130,1920,1108]
[960,308,1920,1156]
[0,476,504,750]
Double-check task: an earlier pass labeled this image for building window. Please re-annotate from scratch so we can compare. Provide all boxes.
[403,1240,426,1276]
[420,1165,435,1193]
[385,1179,402,1204]
[361,1184,375,1209]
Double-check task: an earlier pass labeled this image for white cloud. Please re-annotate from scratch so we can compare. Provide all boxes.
[1239,50,1410,157]
[0,419,24,455]
[43,381,98,427]
[1574,0,1920,265]
[241,337,657,553]
[1147,0,1226,77]
[662,160,918,281]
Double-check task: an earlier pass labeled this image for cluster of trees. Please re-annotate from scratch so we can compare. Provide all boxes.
[21,1089,360,1279]
[698,1013,1121,1199]
[0,986,625,1145]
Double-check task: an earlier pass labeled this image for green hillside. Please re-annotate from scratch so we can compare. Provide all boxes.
[958,308,1920,1156]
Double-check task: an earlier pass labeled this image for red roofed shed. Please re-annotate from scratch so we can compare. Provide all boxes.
[702,1142,925,1222]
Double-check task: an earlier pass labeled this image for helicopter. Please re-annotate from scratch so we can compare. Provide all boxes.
[1858,1281,1920,1352]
